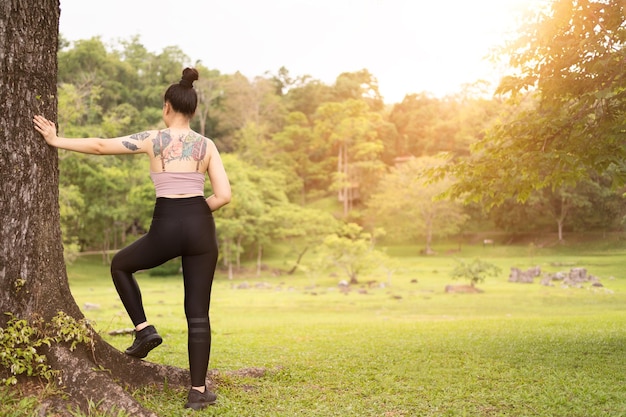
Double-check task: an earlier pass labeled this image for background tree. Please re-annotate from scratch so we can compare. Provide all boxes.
[568,175,626,234]
[243,167,294,276]
[317,223,386,284]
[277,207,341,275]
[487,177,625,239]
[527,185,592,242]
[388,93,444,157]
[270,111,315,203]
[195,65,224,137]
[367,157,468,254]
[214,72,285,152]
[213,154,262,278]
[283,73,333,118]
[443,0,626,206]
[449,259,502,288]
[332,69,384,111]
[313,99,385,216]
[487,198,548,235]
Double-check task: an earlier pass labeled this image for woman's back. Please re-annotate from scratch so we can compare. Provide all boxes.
[149,129,210,173]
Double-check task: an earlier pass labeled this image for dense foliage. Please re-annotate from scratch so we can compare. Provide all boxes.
[443,0,626,209]
[55,1,626,274]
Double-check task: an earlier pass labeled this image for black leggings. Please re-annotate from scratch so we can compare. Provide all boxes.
[110,196,218,387]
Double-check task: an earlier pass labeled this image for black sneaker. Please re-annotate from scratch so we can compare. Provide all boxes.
[124,325,162,358]
[184,386,217,410]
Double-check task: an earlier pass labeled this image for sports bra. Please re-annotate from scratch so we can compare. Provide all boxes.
[150,171,205,197]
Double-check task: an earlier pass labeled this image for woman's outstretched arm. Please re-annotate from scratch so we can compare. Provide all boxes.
[33,115,152,155]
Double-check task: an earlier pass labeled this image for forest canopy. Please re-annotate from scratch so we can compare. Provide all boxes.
[54,1,626,269]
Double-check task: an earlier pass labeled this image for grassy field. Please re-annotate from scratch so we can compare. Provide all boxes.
[6,240,626,416]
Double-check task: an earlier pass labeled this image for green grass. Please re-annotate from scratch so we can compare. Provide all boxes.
[6,241,626,416]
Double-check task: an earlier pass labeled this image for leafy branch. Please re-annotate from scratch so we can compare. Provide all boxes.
[0,312,93,385]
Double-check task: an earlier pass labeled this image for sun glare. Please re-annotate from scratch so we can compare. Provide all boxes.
[58,0,552,102]
[376,0,549,99]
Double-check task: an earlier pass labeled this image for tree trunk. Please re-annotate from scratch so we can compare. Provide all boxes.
[287,246,308,275]
[424,219,434,254]
[338,142,352,217]
[236,235,242,269]
[256,242,262,277]
[0,2,198,415]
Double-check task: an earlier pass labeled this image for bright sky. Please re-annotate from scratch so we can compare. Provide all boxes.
[59,0,547,103]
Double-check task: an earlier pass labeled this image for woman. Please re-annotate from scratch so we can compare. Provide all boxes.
[34,68,231,411]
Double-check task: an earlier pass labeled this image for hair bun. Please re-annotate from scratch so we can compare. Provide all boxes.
[179,67,199,88]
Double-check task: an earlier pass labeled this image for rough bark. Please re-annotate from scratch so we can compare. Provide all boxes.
[0,2,198,415]
[0,0,70,327]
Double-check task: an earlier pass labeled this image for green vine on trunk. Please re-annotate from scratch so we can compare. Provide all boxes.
[0,312,94,386]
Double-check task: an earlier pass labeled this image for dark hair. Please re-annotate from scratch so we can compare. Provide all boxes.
[164,67,199,117]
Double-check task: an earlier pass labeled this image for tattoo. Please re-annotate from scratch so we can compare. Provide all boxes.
[153,130,207,163]
[122,141,139,151]
[121,131,151,152]
[130,131,151,141]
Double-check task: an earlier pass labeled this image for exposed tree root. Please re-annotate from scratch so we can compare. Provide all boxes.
[31,332,269,416]
[45,348,162,415]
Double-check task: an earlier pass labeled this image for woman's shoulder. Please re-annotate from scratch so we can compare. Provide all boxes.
[188,130,214,142]
[188,131,218,151]
[129,129,159,139]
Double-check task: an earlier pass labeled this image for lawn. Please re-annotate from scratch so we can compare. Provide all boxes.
[6,240,626,416]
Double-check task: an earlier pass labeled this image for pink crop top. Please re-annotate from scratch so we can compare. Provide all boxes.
[150,172,205,197]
